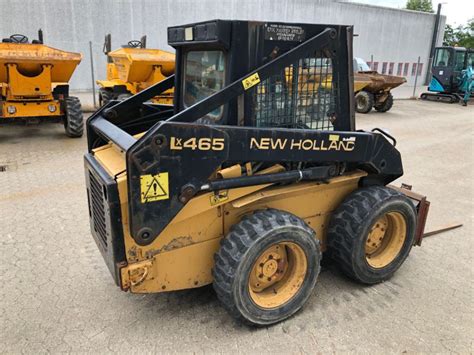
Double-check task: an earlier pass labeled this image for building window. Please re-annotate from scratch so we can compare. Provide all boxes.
[417,63,423,76]
[403,63,409,76]
[373,62,379,71]
[388,62,394,75]
[411,63,417,76]
[397,63,403,76]
[382,62,388,74]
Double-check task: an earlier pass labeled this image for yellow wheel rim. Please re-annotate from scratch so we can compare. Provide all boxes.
[248,242,307,309]
[365,211,407,268]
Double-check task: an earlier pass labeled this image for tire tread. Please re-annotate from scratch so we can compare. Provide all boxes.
[64,96,83,138]
[374,93,394,112]
[327,186,413,283]
[212,209,320,325]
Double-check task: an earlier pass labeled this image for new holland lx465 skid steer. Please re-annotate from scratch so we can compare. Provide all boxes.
[85,20,430,325]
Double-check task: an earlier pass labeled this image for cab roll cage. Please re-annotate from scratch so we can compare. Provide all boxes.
[87,27,336,152]
[86,26,403,242]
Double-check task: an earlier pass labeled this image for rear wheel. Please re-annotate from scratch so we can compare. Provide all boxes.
[355,90,374,113]
[213,209,321,326]
[98,88,114,106]
[374,93,394,112]
[327,186,416,284]
[64,96,83,138]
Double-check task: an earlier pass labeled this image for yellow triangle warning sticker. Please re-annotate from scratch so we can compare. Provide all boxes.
[140,173,169,203]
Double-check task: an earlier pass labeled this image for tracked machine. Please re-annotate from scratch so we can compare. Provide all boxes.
[85,20,430,325]
[0,30,83,137]
[421,46,474,103]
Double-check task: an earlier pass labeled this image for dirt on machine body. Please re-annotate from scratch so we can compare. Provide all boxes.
[353,57,406,113]
[0,30,84,137]
[97,34,175,106]
[85,20,429,326]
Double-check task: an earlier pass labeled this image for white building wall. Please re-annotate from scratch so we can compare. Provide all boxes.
[0,0,445,91]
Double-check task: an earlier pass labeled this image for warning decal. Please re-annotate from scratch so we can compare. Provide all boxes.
[242,73,261,90]
[210,190,229,206]
[140,173,169,203]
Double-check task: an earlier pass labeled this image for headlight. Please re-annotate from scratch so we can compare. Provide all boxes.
[7,106,16,114]
[48,104,57,113]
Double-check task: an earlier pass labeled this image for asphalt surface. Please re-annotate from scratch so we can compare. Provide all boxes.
[0,100,472,353]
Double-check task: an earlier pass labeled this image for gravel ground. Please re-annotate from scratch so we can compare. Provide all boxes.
[0,100,472,353]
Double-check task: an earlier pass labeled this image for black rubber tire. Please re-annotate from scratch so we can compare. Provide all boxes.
[355,90,374,113]
[64,96,84,138]
[327,186,416,285]
[213,209,321,326]
[374,93,394,112]
[99,88,114,106]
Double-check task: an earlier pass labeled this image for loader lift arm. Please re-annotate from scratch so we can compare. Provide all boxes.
[88,27,338,149]
[87,25,403,245]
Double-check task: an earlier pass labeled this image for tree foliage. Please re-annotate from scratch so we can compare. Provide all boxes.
[405,0,434,13]
[443,19,474,48]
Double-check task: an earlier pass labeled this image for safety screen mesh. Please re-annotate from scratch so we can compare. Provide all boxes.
[254,51,335,130]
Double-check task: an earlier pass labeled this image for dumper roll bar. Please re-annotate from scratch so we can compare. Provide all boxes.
[86,27,404,244]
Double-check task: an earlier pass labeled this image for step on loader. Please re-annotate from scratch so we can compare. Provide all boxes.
[85,20,430,325]
[97,34,175,106]
[0,30,83,137]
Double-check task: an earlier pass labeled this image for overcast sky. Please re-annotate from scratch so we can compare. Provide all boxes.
[349,0,473,26]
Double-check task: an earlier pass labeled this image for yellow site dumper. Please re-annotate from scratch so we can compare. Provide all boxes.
[285,58,373,120]
[97,34,175,106]
[0,31,84,137]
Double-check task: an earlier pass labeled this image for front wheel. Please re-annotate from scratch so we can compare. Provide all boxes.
[64,96,83,138]
[213,209,321,326]
[355,90,374,113]
[327,186,416,284]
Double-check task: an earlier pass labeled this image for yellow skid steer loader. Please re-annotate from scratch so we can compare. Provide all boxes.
[85,20,429,325]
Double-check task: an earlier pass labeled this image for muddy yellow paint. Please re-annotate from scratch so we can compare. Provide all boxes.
[93,143,366,293]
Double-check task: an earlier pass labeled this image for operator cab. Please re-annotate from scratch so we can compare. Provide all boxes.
[168,20,354,130]
[430,46,474,92]
[353,57,371,73]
